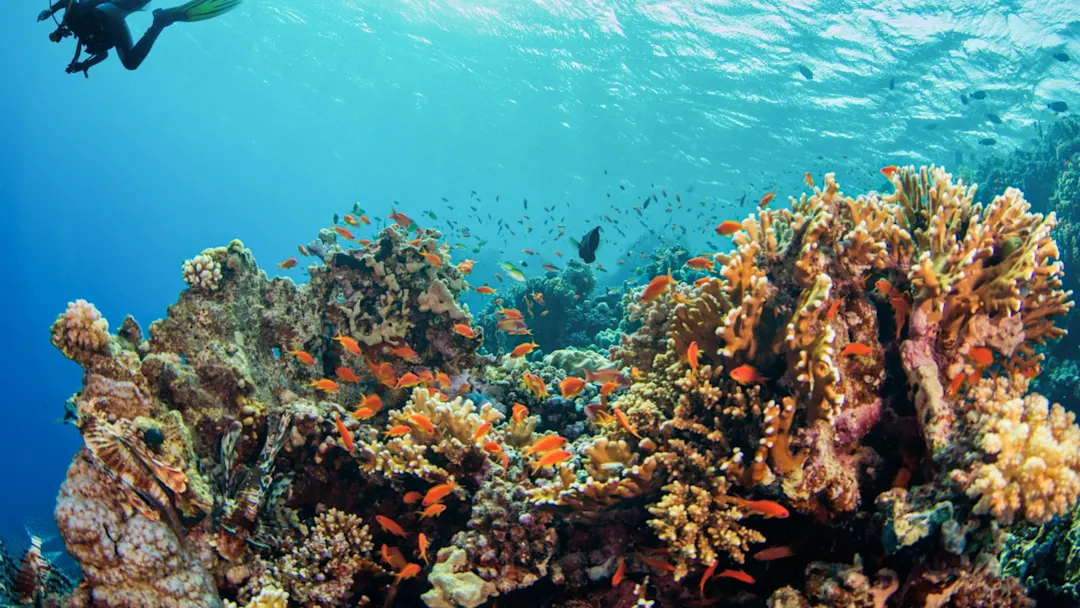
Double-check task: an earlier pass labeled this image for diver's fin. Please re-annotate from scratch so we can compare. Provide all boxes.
[157,0,242,23]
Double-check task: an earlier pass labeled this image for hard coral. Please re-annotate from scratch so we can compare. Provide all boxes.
[950,374,1080,525]
[182,252,223,292]
[269,508,378,605]
[51,299,110,362]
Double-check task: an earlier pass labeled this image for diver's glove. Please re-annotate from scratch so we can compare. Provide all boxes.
[65,61,90,78]
[38,9,53,22]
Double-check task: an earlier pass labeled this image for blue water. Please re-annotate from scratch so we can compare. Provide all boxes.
[2,0,1078,552]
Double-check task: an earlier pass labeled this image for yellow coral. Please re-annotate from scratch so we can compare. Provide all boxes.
[953,375,1080,525]
[225,586,289,608]
[550,438,673,512]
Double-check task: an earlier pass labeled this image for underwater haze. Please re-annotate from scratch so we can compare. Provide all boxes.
[2,0,1080,605]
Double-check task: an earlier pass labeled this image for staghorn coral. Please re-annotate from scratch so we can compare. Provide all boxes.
[183,252,223,292]
[266,508,379,605]
[949,374,1080,525]
[646,476,765,581]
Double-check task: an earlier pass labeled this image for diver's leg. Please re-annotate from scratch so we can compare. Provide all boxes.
[112,15,165,70]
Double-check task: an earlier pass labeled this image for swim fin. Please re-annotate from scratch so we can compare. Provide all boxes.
[155,0,242,24]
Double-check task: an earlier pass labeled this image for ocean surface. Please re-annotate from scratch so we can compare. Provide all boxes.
[2,0,1078,593]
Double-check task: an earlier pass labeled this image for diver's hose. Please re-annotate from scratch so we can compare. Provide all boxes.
[49,0,75,26]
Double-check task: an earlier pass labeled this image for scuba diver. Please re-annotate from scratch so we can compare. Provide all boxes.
[38,0,241,77]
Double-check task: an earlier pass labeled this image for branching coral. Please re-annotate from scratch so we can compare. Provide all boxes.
[182,252,223,292]
[51,299,110,362]
[950,374,1080,525]
[270,508,379,605]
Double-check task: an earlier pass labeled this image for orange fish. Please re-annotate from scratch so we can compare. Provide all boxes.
[483,441,502,455]
[584,368,630,388]
[418,533,430,564]
[759,191,775,208]
[358,239,372,246]
[278,257,298,269]
[522,373,549,398]
[392,345,420,362]
[396,373,422,390]
[343,214,359,226]
[840,343,872,357]
[947,372,966,397]
[509,342,538,359]
[352,407,375,420]
[410,413,436,434]
[693,277,712,288]
[729,364,766,386]
[419,503,446,519]
[614,408,642,439]
[457,259,475,275]
[286,349,315,365]
[970,347,994,367]
[423,482,456,506]
[408,238,422,247]
[892,467,911,489]
[420,251,444,268]
[1020,364,1042,379]
[700,561,718,599]
[880,165,899,178]
[512,403,529,425]
[804,172,815,189]
[687,341,700,375]
[297,244,310,256]
[362,393,384,413]
[382,544,408,570]
[560,377,586,399]
[825,300,840,321]
[731,498,789,518]
[890,295,910,339]
[384,424,412,438]
[360,215,371,225]
[333,333,362,356]
[475,286,497,295]
[715,220,742,236]
[753,545,796,561]
[403,491,423,505]
[532,449,572,473]
[612,556,626,587]
[599,381,617,397]
[640,269,674,303]
[370,361,397,388]
[875,279,901,300]
[631,367,644,382]
[717,569,755,585]
[336,366,361,383]
[395,562,421,584]
[436,371,451,389]
[499,306,525,320]
[333,226,355,241]
[524,435,567,456]
[376,514,408,537]
[554,250,564,257]
[388,207,414,229]
[639,555,675,572]
[453,324,476,339]
[417,369,436,387]
[311,378,340,392]
[685,257,714,270]
[472,421,492,442]
[501,451,509,473]
[334,413,354,453]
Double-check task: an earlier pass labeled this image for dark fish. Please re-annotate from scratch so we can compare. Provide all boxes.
[604,169,608,174]
[1053,52,1069,62]
[470,190,477,196]
[978,138,997,146]
[798,65,813,79]
[620,184,625,190]
[441,197,449,202]
[496,195,500,202]
[987,113,1002,124]
[972,90,987,100]
[889,76,895,90]
[574,227,601,263]
[1048,101,1068,113]
[961,93,969,105]
[524,198,528,209]
[924,123,938,130]
[643,197,650,209]
[333,213,339,225]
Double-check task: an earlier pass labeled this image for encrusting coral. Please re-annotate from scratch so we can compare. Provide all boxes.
[43,166,1077,607]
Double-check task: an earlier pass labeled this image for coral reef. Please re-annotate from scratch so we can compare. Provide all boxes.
[43,166,1077,607]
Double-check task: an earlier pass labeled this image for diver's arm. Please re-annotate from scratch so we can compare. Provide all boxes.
[67,51,108,77]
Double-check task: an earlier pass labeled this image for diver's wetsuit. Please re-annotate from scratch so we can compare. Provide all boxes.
[42,0,168,72]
